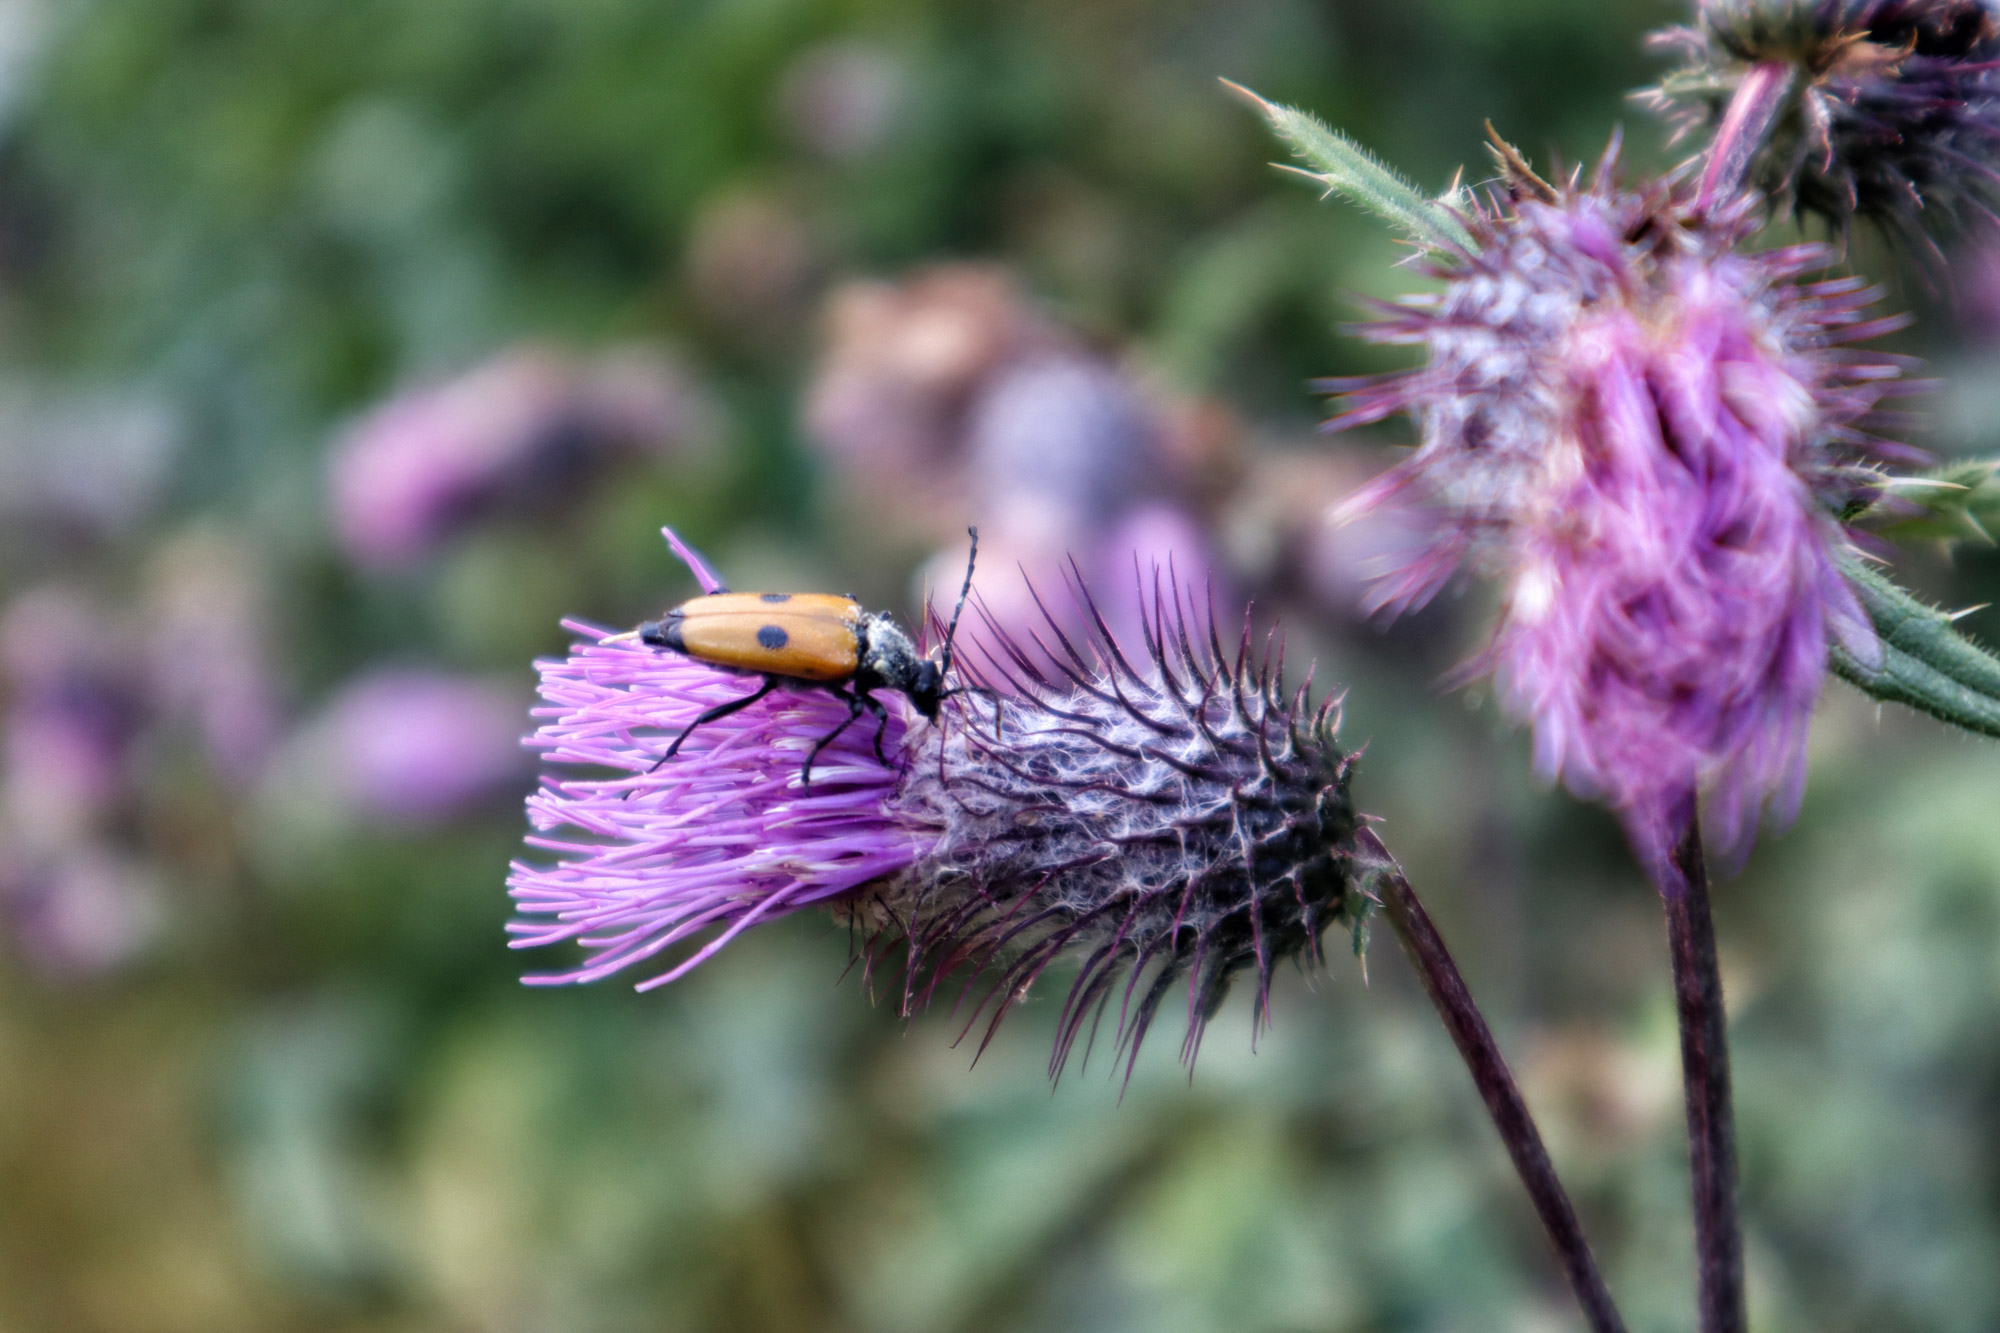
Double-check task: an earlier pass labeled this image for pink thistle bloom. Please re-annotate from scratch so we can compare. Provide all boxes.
[0,847,163,982]
[0,588,146,848]
[330,344,712,571]
[1332,162,1911,885]
[508,528,928,990]
[316,668,530,826]
[507,627,929,989]
[509,533,1371,1073]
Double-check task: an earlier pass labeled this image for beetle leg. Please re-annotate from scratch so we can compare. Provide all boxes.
[640,677,780,784]
[862,690,891,763]
[801,687,867,794]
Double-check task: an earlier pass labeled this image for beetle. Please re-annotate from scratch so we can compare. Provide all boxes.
[612,527,981,791]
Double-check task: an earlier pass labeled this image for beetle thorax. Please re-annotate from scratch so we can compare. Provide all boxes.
[857,613,920,685]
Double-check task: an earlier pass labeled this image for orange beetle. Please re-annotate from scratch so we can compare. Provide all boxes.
[620,529,979,789]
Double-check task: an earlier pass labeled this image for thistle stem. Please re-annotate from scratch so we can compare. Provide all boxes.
[1368,844,1627,1333]
[1661,815,1745,1333]
[1697,60,1794,211]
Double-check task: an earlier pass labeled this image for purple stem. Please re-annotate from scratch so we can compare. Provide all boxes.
[1369,847,1627,1333]
[1661,814,1745,1333]
[1698,60,1795,211]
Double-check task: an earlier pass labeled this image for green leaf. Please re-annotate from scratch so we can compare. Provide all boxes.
[1865,456,2000,548]
[1223,80,1475,254]
[1830,558,2000,739]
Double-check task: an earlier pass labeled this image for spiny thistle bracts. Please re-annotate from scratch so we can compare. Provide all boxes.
[507,533,1373,1073]
[859,574,1369,1078]
[1329,151,1911,887]
[1645,0,2000,239]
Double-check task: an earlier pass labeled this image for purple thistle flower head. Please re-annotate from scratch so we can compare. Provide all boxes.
[330,345,712,571]
[508,527,923,987]
[508,624,929,988]
[1332,151,1910,888]
[313,668,531,826]
[1,587,147,847]
[1645,0,2000,238]
[508,532,1372,1075]
[0,847,163,982]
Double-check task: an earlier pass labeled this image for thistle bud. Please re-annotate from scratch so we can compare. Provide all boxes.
[508,551,1372,1073]
[1645,0,2000,238]
[867,582,1366,1073]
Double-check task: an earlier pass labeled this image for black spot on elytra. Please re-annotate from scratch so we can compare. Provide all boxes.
[757,625,789,651]
[760,592,791,603]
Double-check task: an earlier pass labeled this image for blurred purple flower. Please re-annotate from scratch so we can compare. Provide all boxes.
[805,266,1232,552]
[805,266,1038,521]
[968,356,1157,533]
[1087,505,1223,651]
[951,354,1225,656]
[509,536,1369,1072]
[928,502,1230,669]
[807,265,1234,657]
[3,542,282,853]
[3,700,131,837]
[508,626,927,989]
[0,847,162,982]
[1331,161,1909,884]
[0,587,144,847]
[314,668,529,826]
[330,344,713,571]
[1646,0,2000,238]
[0,589,160,981]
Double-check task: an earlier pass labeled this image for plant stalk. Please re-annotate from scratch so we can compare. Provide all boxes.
[1661,814,1745,1333]
[1365,837,1627,1333]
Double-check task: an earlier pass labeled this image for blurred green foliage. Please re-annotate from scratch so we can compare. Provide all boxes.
[4,1,2000,1332]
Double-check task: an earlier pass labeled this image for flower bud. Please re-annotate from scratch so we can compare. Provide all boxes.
[1646,0,2000,238]
[867,577,1366,1074]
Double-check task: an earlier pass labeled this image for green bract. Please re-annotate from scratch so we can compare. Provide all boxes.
[1832,557,2000,739]
[1227,81,1475,254]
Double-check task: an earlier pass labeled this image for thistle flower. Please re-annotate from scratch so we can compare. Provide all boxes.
[310,668,530,826]
[507,623,926,988]
[804,266,1233,614]
[804,265,1042,514]
[508,536,1371,1073]
[1645,0,2000,238]
[1331,154,1910,885]
[1,587,146,849]
[330,344,712,571]
[0,847,163,981]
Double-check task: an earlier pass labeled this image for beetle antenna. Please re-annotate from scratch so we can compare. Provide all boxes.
[939,526,978,679]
